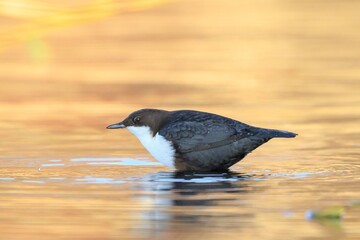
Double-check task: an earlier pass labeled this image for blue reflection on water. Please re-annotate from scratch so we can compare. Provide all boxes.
[269,172,326,179]
[41,163,65,167]
[71,157,161,166]
[0,157,326,185]
[75,176,125,184]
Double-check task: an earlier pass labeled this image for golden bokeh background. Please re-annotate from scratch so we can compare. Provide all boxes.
[0,0,359,239]
[1,0,359,129]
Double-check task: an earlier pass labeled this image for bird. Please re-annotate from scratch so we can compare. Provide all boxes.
[107,109,297,172]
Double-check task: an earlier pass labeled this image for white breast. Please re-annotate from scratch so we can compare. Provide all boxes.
[127,126,175,168]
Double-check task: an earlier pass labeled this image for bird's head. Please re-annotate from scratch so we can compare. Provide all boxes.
[107,108,169,136]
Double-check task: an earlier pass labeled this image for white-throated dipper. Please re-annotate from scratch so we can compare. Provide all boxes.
[107,109,297,171]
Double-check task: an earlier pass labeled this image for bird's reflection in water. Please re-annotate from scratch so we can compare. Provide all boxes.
[134,171,258,237]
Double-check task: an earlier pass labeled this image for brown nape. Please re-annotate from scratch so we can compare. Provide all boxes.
[145,110,170,136]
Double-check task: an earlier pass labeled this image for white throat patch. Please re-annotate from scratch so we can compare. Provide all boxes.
[127,126,175,168]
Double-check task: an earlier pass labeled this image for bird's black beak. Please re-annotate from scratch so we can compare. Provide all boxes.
[106,122,126,129]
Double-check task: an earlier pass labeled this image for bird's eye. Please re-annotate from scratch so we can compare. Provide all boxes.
[133,116,141,123]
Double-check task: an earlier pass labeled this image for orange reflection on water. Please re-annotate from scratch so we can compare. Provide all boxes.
[0,0,359,239]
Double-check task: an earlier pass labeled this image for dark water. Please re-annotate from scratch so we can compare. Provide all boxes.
[0,0,360,239]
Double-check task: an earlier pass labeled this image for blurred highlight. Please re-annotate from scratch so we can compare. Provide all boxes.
[0,0,168,52]
[0,0,359,239]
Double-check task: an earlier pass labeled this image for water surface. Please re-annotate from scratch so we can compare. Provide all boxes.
[0,0,359,239]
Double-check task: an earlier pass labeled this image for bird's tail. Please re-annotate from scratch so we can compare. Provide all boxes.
[266,129,297,138]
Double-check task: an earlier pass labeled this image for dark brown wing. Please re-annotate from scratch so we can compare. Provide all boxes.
[158,110,271,170]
